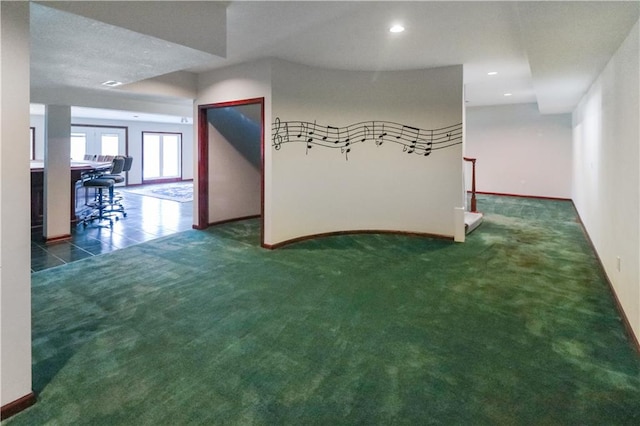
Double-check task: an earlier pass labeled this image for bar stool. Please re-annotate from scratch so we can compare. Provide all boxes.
[79,177,114,227]
[98,156,128,218]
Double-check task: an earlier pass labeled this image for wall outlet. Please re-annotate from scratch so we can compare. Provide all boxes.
[616,256,621,272]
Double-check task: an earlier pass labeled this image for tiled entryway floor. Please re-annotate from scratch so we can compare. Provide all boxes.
[31,188,193,272]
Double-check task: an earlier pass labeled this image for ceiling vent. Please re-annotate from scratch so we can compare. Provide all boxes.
[101,80,123,87]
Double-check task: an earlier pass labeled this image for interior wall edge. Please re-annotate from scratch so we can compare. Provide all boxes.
[572,202,640,352]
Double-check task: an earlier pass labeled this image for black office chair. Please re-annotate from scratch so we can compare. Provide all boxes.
[98,156,126,184]
[99,156,133,218]
[78,156,130,226]
[122,156,133,174]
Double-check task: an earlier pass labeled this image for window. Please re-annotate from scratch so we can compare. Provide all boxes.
[142,132,182,182]
[101,134,120,156]
[70,132,87,161]
[30,127,35,160]
[71,125,126,159]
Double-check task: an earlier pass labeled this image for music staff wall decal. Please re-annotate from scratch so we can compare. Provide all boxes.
[272,118,462,160]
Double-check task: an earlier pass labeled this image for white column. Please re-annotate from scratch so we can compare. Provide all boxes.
[0,0,33,409]
[43,105,71,240]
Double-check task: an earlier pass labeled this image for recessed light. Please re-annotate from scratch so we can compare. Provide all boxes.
[504,93,513,97]
[488,71,498,76]
[101,80,123,87]
[389,24,405,33]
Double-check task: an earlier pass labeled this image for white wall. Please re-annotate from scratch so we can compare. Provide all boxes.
[207,123,261,223]
[465,103,572,198]
[572,19,640,341]
[270,60,464,244]
[1,0,33,408]
[30,115,194,184]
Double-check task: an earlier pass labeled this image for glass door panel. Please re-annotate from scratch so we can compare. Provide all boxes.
[71,126,126,158]
[143,134,161,179]
[142,132,182,183]
[162,135,180,177]
[101,134,120,156]
[70,133,87,161]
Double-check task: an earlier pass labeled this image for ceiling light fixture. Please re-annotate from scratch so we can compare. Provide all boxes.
[389,24,405,33]
[504,93,513,97]
[101,80,123,87]
[488,71,498,76]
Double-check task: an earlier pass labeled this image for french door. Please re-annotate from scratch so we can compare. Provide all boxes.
[70,125,127,161]
[142,132,182,183]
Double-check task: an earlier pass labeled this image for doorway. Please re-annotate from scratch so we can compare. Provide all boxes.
[196,98,264,245]
[142,131,183,183]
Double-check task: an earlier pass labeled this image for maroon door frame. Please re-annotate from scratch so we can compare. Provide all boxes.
[195,98,265,245]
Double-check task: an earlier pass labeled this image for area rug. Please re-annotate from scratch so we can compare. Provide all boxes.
[121,182,193,202]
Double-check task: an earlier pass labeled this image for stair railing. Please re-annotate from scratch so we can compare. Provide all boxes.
[463,157,478,213]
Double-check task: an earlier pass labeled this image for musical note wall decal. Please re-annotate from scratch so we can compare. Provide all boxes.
[272,118,462,160]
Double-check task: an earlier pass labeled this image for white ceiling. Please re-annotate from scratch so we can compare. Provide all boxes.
[30,1,640,122]
[30,4,213,92]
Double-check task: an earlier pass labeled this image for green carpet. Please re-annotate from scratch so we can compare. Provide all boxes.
[5,195,640,425]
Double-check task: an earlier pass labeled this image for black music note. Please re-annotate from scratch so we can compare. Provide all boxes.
[297,122,308,138]
[376,122,387,146]
[423,142,432,156]
[341,144,351,161]
[402,125,420,144]
[360,125,370,142]
[307,120,316,143]
[326,125,340,143]
[283,122,290,142]
[271,119,461,159]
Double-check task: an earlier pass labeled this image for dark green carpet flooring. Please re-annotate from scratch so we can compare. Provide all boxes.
[6,195,640,425]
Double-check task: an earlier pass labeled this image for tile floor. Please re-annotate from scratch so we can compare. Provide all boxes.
[31,188,193,272]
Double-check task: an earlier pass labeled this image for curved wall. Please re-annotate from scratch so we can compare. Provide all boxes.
[269,60,464,244]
